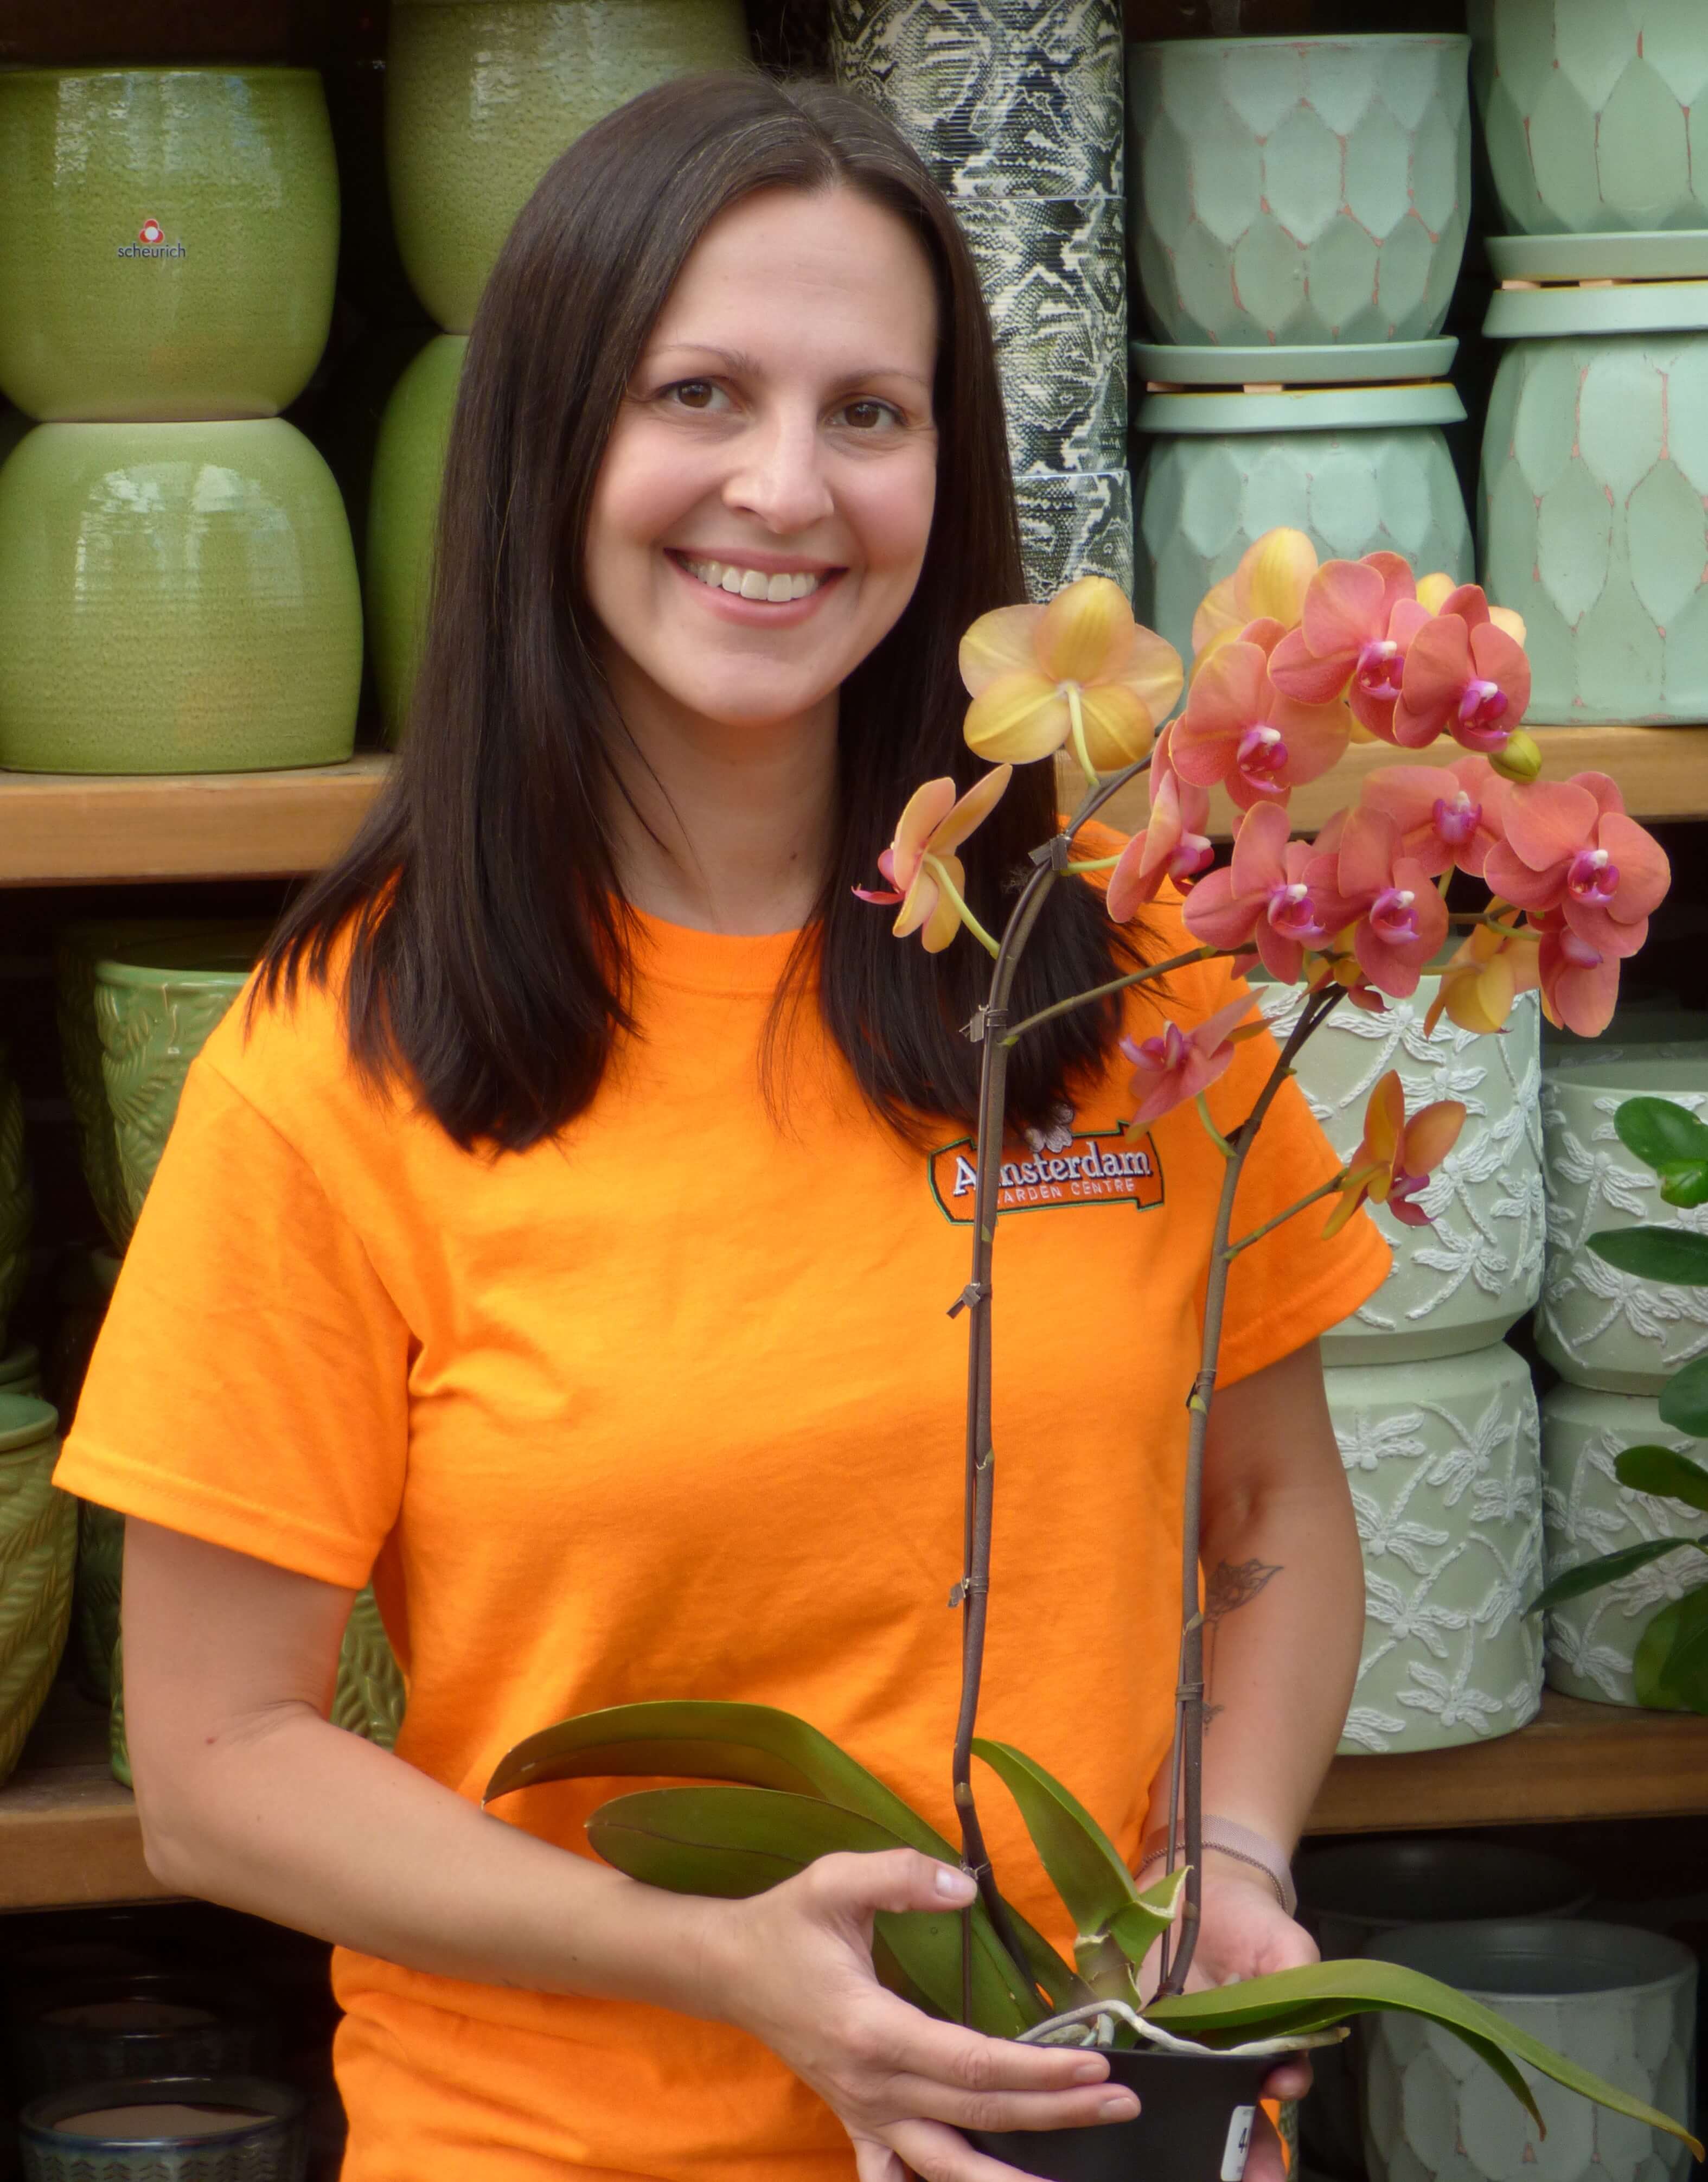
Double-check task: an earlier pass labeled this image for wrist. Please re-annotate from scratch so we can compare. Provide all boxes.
[1137,1815,1297,1918]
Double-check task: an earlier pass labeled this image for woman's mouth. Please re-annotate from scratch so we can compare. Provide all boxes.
[677,555,827,603]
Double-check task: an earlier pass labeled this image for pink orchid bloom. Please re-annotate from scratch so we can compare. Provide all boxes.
[1121,991,1256,1133]
[1172,622,1352,812]
[1182,802,1359,984]
[1314,805,1449,1000]
[1482,771,1670,964]
[1267,553,1418,739]
[1393,586,1532,754]
[1531,907,1623,1038]
[1355,755,1507,879]
[1106,724,1214,921]
[1322,1070,1467,1239]
[853,765,1012,952]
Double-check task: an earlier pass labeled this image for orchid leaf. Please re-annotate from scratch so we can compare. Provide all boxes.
[1659,1359,1708,1441]
[1658,1162,1708,1210]
[972,1741,1137,1934]
[1614,1443,1708,1513]
[1614,1099,1708,1177]
[1148,1960,1704,2155]
[586,1785,1042,2034]
[1634,1588,1708,1715]
[1589,1228,1708,1289]
[1530,1536,1703,1614]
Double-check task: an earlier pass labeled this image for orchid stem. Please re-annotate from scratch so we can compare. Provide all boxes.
[925,856,1002,959]
[1223,1175,1345,1259]
[1194,1093,1238,1161]
[1001,946,1221,1046]
[1066,855,1122,875]
[1066,686,1099,789]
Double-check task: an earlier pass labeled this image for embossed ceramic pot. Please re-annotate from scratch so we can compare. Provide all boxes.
[1324,1342,1544,1757]
[1135,378,1473,673]
[1362,1922,1697,2182]
[387,0,751,334]
[1470,0,1708,236]
[1127,34,1471,347]
[0,1050,33,1357]
[1481,284,1708,726]
[1542,1382,1706,1708]
[1258,974,1542,1366]
[1537,1058,1708,1396]
[0,420,361,774]
[366,335,465,743]
[18,2075,308,2182]
[75,1502,125,1706]
[0,69,338,423]
[0,1395,74,1789]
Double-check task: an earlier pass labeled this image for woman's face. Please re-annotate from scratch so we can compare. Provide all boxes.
[584,184,941,736]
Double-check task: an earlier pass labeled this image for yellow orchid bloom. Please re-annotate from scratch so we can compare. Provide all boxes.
[1191,529,1319,668]
[854,765,1013,954]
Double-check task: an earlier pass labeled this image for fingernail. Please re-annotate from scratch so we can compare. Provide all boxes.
[933,1866,977,1900]
[1099,2094,1140,2122]
[1070,2060,1109,2084]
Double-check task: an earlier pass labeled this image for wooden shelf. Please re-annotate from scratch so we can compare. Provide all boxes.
[0,1683,170,1913]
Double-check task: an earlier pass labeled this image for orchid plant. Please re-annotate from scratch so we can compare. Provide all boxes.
[487,535,1697,2159]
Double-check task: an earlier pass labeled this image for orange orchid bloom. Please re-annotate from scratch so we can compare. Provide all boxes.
[960,576,1182,775]
[1423,918,1542,1037]
[853,765,1012,954]
[1191,528,1319,667]
[1323,1070,1467,1237]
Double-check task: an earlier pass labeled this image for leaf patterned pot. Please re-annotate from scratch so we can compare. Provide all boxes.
[1537,1059,1708,1396]
[1136,380,1474,685]
[365,335,465,744]
[1469,0,1708,237]
[1259,975,1542,1365]
[1362,1921,1697,2182]
[1127,34,1472,346]
[0,68,338,423]
[0,1395,74,1789]
[0,422,362,774]
[1541,1382,1706,1709]
[1325,1342,1544,1757]
[75,1501,125,1707]
[0,1050,33,1358]
[386,0,752,335]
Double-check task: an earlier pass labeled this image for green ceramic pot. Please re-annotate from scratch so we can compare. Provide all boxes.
[0,403,28,468]
[20,2075,308,2182]
[365,335,465,742]
[1127,33,1472,346]
[92,929,270,1231]
[74,1502,125,1706]
[1470,0,1708,237]
[0,1343,44,1401]
[386,0,752,333]
[0,1053,33,1358]
[1135,377,1474,670]
[0,420,362,774]
[0,69,338,423]
[0,1395,75,1789]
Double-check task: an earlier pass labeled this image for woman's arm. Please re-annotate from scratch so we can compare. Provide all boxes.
[123,1519,1137,2182]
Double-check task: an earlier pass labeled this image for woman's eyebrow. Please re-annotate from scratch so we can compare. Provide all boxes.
[645,341,932,392]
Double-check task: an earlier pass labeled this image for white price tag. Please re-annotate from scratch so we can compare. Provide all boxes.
[1221,2103,1257,2181]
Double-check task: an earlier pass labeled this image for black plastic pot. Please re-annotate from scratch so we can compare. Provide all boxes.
[967,2045,1276,2182]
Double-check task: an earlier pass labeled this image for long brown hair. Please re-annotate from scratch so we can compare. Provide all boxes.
[260,72,1138,1151]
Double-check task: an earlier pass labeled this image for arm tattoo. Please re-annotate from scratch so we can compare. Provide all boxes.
[1202,1558,1282,1731]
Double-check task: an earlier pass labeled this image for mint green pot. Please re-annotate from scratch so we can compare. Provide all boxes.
[0,421,361,774]
[0,69,338,423]
[386,0,752,333]
[1128,34,1472,346]
[1470,0,1708,235]
[366,335,465,743]
[0,1396,74,1790]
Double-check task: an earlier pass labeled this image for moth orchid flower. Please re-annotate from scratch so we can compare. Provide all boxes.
[1106,724,1214,921]
[1192,528,1319,666]
[1531,907,1622,1038]
[853,765,1012,953]
[1267,553,1418,739]
[1182,802,1359,984]
[961,577,1182,774]
[1355,755,1507,880]
[1393,586,1532,758]
[1323,1070,1467,1238]
[1482,772,1671,964]
[1423,918,1541,1037]
[1417,572,1528,648]
[1121,991,1258,1133]
[1172,623,1352,811]
[1315,805,1449,999]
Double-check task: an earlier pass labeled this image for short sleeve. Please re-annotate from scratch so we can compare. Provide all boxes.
[55,1056,411,1589]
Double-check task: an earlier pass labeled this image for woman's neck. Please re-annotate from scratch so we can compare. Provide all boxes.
[599,655,839,937]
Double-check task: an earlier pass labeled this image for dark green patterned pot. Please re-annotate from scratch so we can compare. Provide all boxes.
[0,1048,34,1356]
[0,1395,74,1788]
[19,2075,306,2182]
[75,1501,125,1705]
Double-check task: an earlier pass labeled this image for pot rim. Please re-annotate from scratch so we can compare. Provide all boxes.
[1363,1916,1698,2001]
[0,64,323,86]
[20,2073,304,2151]
[0,1393,58,1454]
[1137,381,1464,433]
[1129,30,1470,57]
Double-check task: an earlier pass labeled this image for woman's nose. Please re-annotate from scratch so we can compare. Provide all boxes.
[721,413,835,533]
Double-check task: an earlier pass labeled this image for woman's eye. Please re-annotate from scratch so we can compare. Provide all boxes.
[664,380,727,412]
[839,399,899,432]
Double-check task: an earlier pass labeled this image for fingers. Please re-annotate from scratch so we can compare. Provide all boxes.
[852,2140,909,2182]
[882,2001,1118,2101]
[885,2067,1138,2136]
[804,1847,980,1923]
[1242,2100,1288,2182]
[1262,2055,1313,2101]
[887,2116,1078,2182]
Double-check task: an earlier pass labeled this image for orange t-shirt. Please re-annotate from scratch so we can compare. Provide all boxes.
[59,872,1387,2182]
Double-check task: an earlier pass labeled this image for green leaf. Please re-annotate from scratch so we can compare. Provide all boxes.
[1589,1228,1708,1289]
[1659,1358,1708,1441]
[1530,1536,1703,1613]
[1634,1588,1708,1715]
[585,1785,1041,2034]
[1148,1960,1704,2157]
[1615,1441,1708,1512]
[972,1740,1142,1953]
[1613,1098,1708,1177]
[1658,1161,1708,1210]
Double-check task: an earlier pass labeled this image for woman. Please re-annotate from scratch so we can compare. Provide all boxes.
[59,73,1387,2182]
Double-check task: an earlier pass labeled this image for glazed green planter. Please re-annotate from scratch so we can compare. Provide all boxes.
[366,335,465,742]
[0,69,338,423]
[1326,1342,1544,1757]
[0,1052,33,1357]
[0,421,361,774]
[0,1395,75,1789]
[1128,34,1472,346]
[386,0,752,333]
[0,1343,44,1401]
[1470,0,1708,236]
[74,1502,125,1706]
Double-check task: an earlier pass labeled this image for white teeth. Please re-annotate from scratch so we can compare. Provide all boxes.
[681,556,823,602]
[721,567,744,594]
[739,569,769,599]
[766,572,793,603]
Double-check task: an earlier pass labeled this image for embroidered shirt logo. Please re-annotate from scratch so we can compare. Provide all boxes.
[928,1103,1164,1224]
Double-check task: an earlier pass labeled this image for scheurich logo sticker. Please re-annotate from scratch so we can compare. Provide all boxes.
[138,218,163,244]
[118,216,185,260]
[928,1105,1164,1224]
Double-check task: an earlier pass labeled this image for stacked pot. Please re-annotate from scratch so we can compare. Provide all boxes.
[1536,1049,1708,1706]
[0,68,362,774]
[367,0,752,741]
[1261,977,1548,1760]
[1125,29,1477,665]
[829,0,1131,602]
[1473,2,1708,725]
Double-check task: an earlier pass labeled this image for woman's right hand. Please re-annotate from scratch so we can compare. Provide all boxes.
[696,1849,1139,2182]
